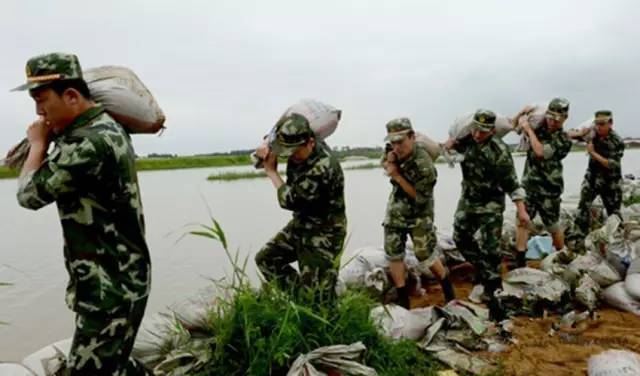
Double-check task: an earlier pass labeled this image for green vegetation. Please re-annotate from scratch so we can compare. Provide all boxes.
[136,155,253,171]
[207,170,268,181]
[156,215,442,375]
[624,195,640,206]
[0,166,18,179]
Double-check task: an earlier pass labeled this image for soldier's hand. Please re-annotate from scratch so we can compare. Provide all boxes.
[521,120,532,133]
[386,151,397,163]
[586,142,595,155]
[26,118,51,150]
[263,151,278,172]
[442,138,456,150]
[385,161,399,177]
[255,140,270,160]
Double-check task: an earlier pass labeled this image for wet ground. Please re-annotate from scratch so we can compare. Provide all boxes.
[412,264,640,376]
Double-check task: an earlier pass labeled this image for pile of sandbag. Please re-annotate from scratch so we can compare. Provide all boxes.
[3,66,165,170]
[287,342,377,376]
[370,300,508,375]
[497,267,572,316]
[588,349,640,376]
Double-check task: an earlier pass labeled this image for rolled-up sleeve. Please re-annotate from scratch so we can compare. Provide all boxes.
[17,139,102,210]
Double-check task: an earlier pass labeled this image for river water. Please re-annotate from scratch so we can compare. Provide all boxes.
[1,150,639,360]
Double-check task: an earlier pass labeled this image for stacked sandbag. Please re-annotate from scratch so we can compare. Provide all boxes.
[4,66,165,170]
[601,258,640,316]
[415,132,442,161]
[497,267,572,316]
[369,305,436,340]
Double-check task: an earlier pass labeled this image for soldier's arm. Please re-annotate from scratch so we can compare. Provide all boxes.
[452,135,473,154]
[522,123,545,159]
[604,137,625,171]
[496,149,526,203]
[17,138,102,210]
[389,171,417,199]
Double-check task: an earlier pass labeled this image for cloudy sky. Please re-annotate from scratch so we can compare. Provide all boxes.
[1,0,638,156]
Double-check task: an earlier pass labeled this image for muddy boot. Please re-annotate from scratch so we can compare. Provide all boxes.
[440,277,456,303]
[396,286,410,309]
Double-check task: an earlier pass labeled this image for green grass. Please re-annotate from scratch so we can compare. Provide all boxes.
[0,166,18,179]
[207,170,268,181]
[136,155,253,171]
[160,214,443,376]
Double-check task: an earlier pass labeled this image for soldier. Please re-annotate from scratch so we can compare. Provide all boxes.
[573,110,625,241]
[255,113,346,301]
[514,98,573,266]
[443,109,529,320]
[13,53,151,375]
[382,118,455,308]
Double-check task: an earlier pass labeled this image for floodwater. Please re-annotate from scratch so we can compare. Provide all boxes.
[1,150,639,360]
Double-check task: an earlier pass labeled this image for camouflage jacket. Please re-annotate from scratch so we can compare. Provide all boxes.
[586,130,625,183]
[17,107,151,315]
[522,123,573,197]
[384,144,436,228]
[279,142,346,229]
[454,136,525,214]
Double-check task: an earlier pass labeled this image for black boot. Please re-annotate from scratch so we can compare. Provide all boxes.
[396,286,410,309]
[515,251,527,268]
[484,279,505,322]
[440,277,456,303]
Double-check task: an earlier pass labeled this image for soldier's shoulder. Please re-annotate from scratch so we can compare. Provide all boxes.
[489,137,510,154]
[610,130,624,144]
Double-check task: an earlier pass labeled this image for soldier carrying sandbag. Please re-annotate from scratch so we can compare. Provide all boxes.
[12,52,152,375]
[513,98,573,266]
[443,109,530,321]
[381,118,455,308]
[254,113,347,302]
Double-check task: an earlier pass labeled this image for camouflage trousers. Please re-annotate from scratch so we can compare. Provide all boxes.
[453,209,504,284]
[384,216,436,262]
[523,193,562,232]
[64,297,150,376]
[255,219,346,296]
[574,178,622,237]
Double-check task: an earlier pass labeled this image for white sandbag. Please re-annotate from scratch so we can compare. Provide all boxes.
[569,252,622,288]
[575,274,600,311]
[370,305,436,340]
[281,99,341,140]
[84,66,165,133]
[601,282,640,315]
[415,132,442,161]
[588,349,640,376]
[0,363,36,376]
[448,112,513,141]
[21,338,71,376]
[287,342,378,376]
[626,274,640,301]
[515,102,547,131]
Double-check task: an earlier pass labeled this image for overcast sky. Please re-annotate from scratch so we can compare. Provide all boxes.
[2,0,639,156]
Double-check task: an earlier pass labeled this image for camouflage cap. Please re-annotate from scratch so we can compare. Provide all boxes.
[271,113,314,156]
[545,97,570,120]
[384,117,413,142]
[473,109,496,132]
[11,52,83,92]
[594,110,613,125]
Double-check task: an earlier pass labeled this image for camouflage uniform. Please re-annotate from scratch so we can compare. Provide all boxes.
[574,111,625,237]
[256,115,346,295]
[521,101,573,232]
[15,53,150,376]
[453,110,525,285]
[382,118,437,264]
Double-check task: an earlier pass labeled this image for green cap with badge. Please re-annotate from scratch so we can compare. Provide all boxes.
[384,117,413,142]
[271,113,314,157]
[11,52,83,92]
[594,110,613,125]
[545,97,570,121]
[473,109,496,132]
